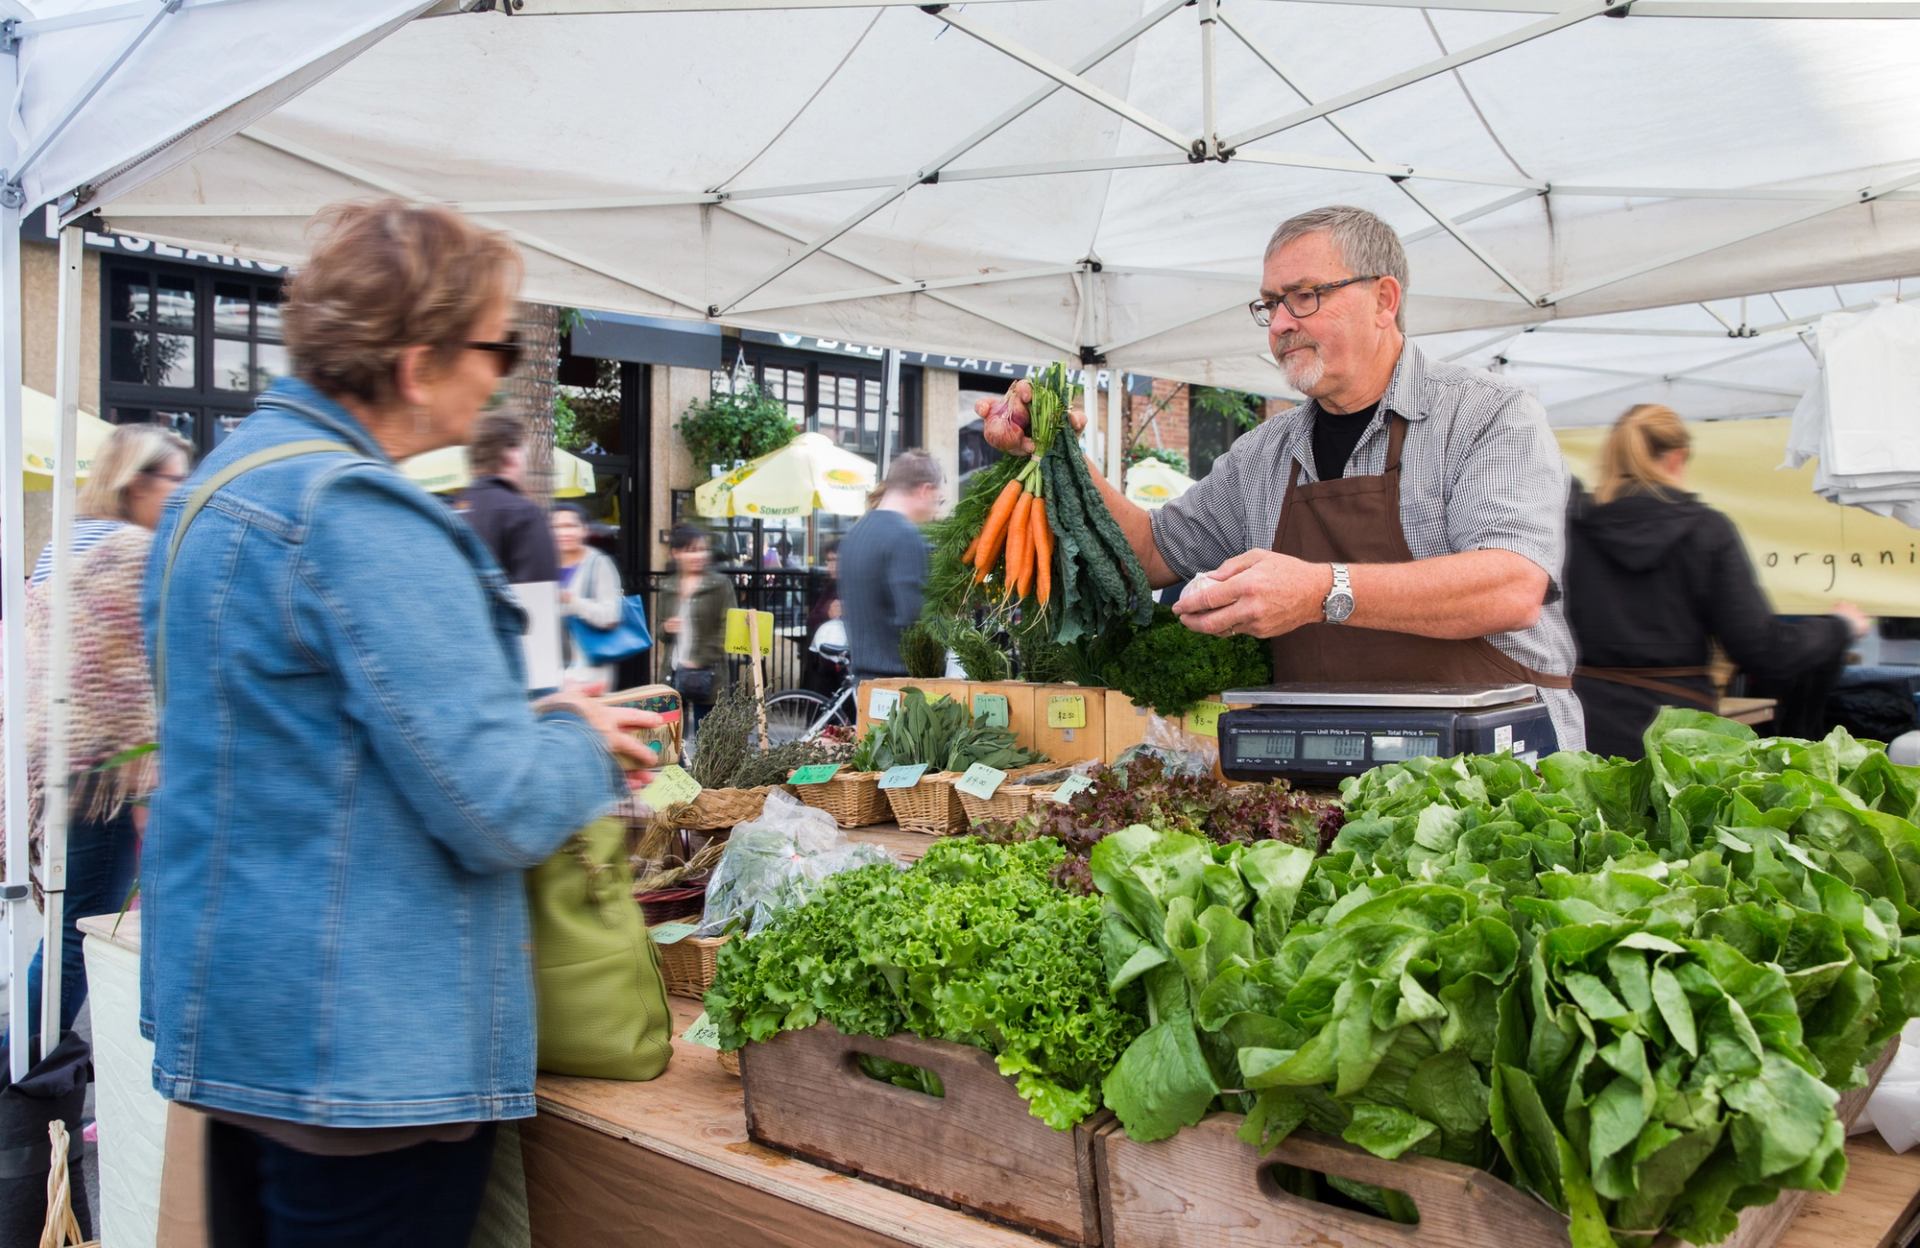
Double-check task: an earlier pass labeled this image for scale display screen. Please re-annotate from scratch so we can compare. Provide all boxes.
[1235,732,1297,761]
[1370,734,1442,762]
[1300,732,1367,761]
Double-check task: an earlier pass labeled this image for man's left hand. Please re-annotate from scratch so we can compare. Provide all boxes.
[1172,550,1332,638]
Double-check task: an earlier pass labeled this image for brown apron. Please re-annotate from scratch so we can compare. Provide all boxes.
[1268,414,1572,691]
[1573,664,1717,708]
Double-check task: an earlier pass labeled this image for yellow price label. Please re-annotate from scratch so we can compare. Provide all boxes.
[1186,701,1227,738]
[1047,694,1087,729]
[723,609,776,656]
[640,764,702,810]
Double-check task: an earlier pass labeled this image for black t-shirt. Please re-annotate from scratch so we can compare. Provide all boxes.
[1312,401,1380,481]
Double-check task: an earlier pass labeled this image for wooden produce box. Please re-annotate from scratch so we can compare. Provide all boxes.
[1031,684,1107,765]
[855,678,972,737]
[741,1024,1111,1246]
[1096,1040,1898,1248]
[967,681,1040,754]
[1104,690,1154,763]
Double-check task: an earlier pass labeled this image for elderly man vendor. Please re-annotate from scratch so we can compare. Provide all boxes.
[984,204,1583,750]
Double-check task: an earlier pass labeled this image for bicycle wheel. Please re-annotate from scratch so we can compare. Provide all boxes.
[763,689,834,746]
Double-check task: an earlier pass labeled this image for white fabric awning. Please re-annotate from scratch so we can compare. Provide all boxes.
[11,1,1920,395]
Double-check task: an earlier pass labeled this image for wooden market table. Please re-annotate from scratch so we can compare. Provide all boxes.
[521,829,1920,1248]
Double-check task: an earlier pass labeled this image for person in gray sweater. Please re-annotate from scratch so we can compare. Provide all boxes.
[838,450,943,680]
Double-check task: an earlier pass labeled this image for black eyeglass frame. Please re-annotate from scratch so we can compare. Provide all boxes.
[466,332,524,374]
[1249,275,1384,327]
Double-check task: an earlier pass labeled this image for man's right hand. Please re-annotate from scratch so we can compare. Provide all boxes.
[976,380,1086,457]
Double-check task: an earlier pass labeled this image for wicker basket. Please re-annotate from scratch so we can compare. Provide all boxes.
[636,882,707,925]
[885,771,967,836]
[794,770,892,828]
[668,784,779,831]
[601,684,684,765]
[955,764,1067,826]
[654,931,730,1000]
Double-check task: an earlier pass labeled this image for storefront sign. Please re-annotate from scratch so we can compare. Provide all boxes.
[742,329,1152,394]
[24,210,287,275]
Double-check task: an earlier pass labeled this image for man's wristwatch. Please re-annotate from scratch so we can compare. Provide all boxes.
[1322,563,1355,624]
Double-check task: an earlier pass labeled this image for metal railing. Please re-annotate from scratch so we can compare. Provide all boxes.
[622,566,834,696]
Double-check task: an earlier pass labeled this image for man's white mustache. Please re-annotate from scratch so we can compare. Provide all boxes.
[1274,335,1316,357]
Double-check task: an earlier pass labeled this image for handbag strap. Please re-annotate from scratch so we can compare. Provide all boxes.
[155,440,359,706]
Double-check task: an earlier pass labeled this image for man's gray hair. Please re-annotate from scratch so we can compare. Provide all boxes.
[1265,205,1409,330]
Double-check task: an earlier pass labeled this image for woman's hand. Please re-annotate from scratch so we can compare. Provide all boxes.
[662,616,682,635]
[1833,602,1872,640]
[537,692,663,772]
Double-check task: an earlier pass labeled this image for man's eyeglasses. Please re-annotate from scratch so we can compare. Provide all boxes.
[467,331,524,375]
[1249,275,1382,327]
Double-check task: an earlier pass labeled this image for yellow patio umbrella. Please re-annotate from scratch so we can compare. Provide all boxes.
[23,386,115,490]
[1124,457,1196,510]
[402,445,597,498]
[694,431,876,519]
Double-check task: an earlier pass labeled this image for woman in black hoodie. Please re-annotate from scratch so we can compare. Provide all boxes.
[1566,404,1868,758]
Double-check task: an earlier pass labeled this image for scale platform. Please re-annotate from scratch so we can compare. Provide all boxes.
[1217,681,1552,785]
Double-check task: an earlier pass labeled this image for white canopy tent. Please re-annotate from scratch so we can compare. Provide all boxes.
[1416,275,1916,427]
[8,0,1920,1075]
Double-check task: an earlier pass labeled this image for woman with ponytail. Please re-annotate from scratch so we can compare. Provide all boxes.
[1565,404,1867,757]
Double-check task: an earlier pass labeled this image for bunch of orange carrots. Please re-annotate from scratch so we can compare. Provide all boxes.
[962,474,1054,607]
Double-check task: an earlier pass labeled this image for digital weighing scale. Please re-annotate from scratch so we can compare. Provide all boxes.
[1217,682,1553,786]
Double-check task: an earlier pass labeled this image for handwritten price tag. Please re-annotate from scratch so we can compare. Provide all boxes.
[680,1012,722,1050]
[788,763,843,786]
[649,922,698,946]
[1046,694,1087,729]
[954,763,1008,800]
[723,609,776,656]
[1049,773,1095,804]
[972,693,1010,729]
[867,687,901,721]
[1186,701,1227,738]
[878,763,928,790]
[640,764,702,810]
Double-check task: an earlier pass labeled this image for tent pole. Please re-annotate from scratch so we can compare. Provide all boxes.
[1106,372,1124,484]
[1,193,31,1081]
[878,348,897,478]
[38,225,82,1057]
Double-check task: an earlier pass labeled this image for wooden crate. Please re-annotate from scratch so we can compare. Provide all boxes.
[1031,683,1107,765]
[967,681,1040,754]
[1104,690,1156,763]
[855,679,972,738]
[741,1024,1110,1246]
[1097,1040,1898,1248]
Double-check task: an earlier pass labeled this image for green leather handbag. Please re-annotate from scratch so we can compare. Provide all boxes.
[526,815,675,1080]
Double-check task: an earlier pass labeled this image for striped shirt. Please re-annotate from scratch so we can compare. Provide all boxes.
[32,518,128,587]
[1150,342,1584,751]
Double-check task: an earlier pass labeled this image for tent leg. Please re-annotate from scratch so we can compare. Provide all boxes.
[1106,372,1125,484]
[38,225,82,1057]
[2,194,33,1081]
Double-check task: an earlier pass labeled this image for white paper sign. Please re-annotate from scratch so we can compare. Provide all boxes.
[511,580,564,693]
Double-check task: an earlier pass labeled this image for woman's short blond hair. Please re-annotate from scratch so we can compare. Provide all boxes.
[80,423,191,520]
[1595,403,1692,505]
[283,199,523,408]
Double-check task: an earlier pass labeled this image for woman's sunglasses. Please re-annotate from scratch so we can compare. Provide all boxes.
[466,331,524,375]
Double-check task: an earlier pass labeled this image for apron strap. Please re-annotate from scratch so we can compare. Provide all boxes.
[1575,665,1716,707]
[155,440,360,706]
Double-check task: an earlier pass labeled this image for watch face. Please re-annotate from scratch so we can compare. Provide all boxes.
[1325,591,1356,623]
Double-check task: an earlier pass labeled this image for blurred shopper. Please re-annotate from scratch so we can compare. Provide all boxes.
[456,409,555,584]
[659,524,736,736]
[802,539,843,695]
[839,450,941,682]
[1567,404,1867,758]
[2,424,188,1057]
[554,502,623,693]
[142,200,656,1246]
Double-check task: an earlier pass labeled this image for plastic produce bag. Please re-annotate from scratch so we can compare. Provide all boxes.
[1853,1019,1920,1150]
[1114,713,1218,777]
[695,788,897,937]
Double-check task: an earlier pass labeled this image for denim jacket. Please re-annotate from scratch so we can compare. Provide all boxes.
[139,378,625,1127]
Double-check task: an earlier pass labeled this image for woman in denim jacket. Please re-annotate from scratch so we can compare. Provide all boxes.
[141,201,658,1244]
